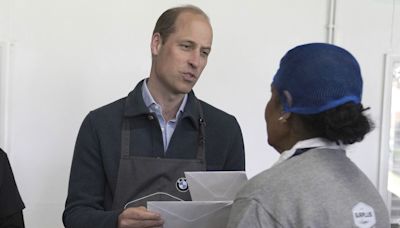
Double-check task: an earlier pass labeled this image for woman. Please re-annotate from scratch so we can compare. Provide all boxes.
[227,43,390,227]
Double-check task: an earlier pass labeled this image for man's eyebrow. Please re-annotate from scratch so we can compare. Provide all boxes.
[180,40,195,44]
[179,39,212,51]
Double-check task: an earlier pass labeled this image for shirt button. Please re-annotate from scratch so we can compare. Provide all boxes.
[148,115,154,120]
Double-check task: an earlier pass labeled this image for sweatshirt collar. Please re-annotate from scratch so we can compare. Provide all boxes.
[272,137,344,167]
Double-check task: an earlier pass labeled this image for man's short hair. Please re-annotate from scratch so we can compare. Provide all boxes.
[153,5,210,44]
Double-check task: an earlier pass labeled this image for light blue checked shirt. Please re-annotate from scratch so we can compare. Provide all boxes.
[141,79,188,152]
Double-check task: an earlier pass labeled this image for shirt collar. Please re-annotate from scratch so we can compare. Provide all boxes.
[142,78,156,108]
[124,79,200,129]
[141,78,188,120]
[272,137,345,167]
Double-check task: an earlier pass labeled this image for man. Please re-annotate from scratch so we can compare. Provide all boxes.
[0,148,25,228]
[63,5,245,228]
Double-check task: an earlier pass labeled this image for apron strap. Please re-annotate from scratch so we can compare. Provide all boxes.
[121,119,130,159]
[196,99,206,165]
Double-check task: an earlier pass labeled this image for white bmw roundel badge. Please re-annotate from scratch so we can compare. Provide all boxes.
[176,177,189,192]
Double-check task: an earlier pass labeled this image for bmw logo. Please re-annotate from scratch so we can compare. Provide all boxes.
[176,177,189,192]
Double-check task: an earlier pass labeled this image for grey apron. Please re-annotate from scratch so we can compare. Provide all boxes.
[111,100,206,210]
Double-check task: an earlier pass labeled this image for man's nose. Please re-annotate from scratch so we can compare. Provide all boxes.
[188,51,201,69]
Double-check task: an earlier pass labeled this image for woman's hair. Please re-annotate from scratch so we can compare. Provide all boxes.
[296,102,374,145]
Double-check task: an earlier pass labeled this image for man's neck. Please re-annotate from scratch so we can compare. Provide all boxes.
[147,78,185,121]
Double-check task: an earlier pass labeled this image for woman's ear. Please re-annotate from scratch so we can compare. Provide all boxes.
[278,112,291,123]
[283,90,293,108]
[278,90,293,122]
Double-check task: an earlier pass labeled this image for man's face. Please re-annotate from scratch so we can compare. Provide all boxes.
[151,12,213,95]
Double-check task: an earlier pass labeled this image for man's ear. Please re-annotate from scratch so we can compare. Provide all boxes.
[151,33,162,55]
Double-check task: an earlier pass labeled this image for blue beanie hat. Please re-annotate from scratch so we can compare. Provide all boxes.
[272,43,363,114]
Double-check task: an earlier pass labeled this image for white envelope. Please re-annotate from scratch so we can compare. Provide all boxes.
[184,171,248,201]
[147,201,232,228]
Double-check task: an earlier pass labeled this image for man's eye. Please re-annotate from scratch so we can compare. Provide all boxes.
[180,44,191,49]
[202,51,210,56]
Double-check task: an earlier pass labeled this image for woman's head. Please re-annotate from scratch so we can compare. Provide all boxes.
[266,43,373,152]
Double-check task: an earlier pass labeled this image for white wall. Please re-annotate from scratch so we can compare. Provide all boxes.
[0,1,399,227]
[0,0,11,150]
[334,0,400,206]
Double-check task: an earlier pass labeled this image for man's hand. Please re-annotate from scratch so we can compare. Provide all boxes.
[117,206,164,228]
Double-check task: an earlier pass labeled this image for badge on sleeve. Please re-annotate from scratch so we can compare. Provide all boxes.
[352,202,376,228]
[176,177,189,192]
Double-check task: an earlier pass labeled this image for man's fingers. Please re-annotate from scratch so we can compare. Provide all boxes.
[125,207,161,220]
[134,219,164,228]
[119,218,164,228]
[118,207,164,228]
